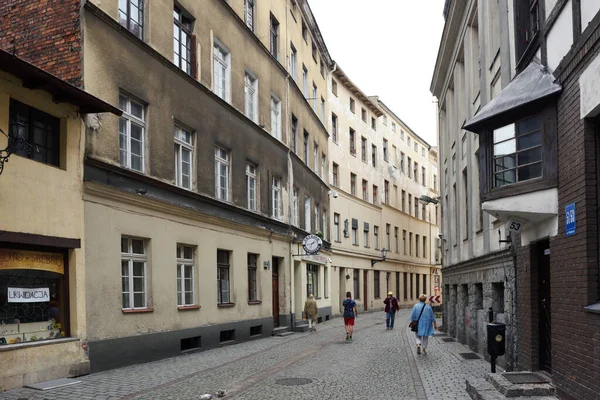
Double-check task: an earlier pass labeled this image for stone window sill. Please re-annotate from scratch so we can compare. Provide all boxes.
[248,300,262,305]
[178,305,201,311]
[218,303,236,308]
[122,308,154,314]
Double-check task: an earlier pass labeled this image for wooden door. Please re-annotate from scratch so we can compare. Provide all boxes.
[272,257,279,328]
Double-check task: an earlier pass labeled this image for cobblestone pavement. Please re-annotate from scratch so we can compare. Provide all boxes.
[1,310,493,400]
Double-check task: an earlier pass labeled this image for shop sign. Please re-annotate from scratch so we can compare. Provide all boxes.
[7,287,50,303]
[0,249,64,274]
[301,254,329,265]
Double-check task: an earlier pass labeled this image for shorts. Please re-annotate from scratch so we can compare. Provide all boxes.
[344,317,355,326]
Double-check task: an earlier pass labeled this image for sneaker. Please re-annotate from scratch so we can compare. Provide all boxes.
[346,333,349,341]
[422,348,427,355]
[349,336,353,342]
[417,345,421,355]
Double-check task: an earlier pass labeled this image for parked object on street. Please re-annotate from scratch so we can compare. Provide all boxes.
[410,295,437,355]
[303,294,319,332]
[487,322,506,373]
[343,291,358,341]
[383,291,399,330]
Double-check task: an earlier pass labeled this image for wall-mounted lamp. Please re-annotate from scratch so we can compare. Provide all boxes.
[371,248,388,267]
[0,124,33,176]
[328,190,339,198]
[419,195,440,205]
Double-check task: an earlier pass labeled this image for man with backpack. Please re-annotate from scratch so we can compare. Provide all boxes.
[383,291,400,330]
[342,291,358,341]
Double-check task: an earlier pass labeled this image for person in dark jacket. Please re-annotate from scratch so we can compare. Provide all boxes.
[383,291,400,330]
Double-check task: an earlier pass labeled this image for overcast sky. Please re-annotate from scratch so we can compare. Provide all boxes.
[309,0,446,146]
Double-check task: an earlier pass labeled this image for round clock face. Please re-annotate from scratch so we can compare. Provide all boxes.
[302,234,322,254]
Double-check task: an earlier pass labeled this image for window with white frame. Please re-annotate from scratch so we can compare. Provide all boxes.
[244,72,258,123]
[271,95,282,140]
[215,146,230,201]
[291,115,298,153]
[321,153,326,180]
[121,236,147,310]
[272,177,282,220]
[173,7,192,75]
[306,264,319,297]
[213,42,230,101]
[269,13,279,59]
[392,122,396,132]
[313,143,318,173]
[312,83,317,110]
[290,43,297,82]
[322,209,327,239]
[217,250,230,304]
[119,0,144,39]
[119,94,145,172]
[374,226,379,249]
[174,125,193,189]
[293,187,299,227]
[244,0,254,31]
[248,253,259,301]
[334,213,340,241]
[246,163,257,211]
[304,196,311,231]
[176,244,195,306]
[314,203,320,231]
[302,65,308,97]
[321,97,325,121]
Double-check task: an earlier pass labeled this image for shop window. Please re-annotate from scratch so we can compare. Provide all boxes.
[121,237,148,309]
[0,249,67,345]
[307,264,319,297]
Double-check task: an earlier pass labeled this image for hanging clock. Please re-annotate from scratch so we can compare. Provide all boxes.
[302,234,323,255]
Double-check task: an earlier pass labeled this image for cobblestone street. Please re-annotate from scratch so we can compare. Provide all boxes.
[1,310,493,400]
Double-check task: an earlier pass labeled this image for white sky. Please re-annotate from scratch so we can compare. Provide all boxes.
[309,0,446,146]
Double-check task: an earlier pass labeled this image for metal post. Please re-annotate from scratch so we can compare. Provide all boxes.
[491,355,496,373]
[488,307,494,323]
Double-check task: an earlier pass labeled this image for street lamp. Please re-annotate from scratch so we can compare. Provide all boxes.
[371,248,387,267]
[0,123,33,177]
[419,195,440,205]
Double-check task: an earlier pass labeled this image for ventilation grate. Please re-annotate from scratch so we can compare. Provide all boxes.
[442,338,455,342]
[458,352,481,360]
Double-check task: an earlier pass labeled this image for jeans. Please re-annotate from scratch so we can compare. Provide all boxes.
[386,311,396,329]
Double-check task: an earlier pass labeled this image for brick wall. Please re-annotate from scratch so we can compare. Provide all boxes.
[0,0,81,86]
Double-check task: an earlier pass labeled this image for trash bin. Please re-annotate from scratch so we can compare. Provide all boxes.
[487,322,506,357]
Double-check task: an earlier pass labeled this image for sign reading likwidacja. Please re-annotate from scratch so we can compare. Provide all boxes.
[7,287,50,303]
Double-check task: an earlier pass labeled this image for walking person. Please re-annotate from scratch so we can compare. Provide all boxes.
[383,291,399,330]
[410,294,437,355]
[303,294,319,332]
[342,291,358,341]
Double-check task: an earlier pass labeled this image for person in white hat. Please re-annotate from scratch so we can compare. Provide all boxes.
[383,291,399,330]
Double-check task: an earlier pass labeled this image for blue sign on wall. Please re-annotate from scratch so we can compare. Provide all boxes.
[566,203,576,237]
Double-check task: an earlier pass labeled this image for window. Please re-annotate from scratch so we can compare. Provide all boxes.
[321,97,325,122]
[290,43,297,81]
[312,42,317,62]
[215,146,230,201]
[213,42,230,101]
[403,272,408,300]
[121,237,147,309]
[401,130,405,140]
[173,7,193,75]
[422,147,425,157]
[176,244,194,306]
[383,139,388,161]
[414,142,418,152]
[246,163,257,211]
[332,113,338,143]
[293,187,299,227]
[361,137,367,162]
[174,126,193,189]
[269,13,279,59]
[416,274,420,297]
[422,204,427,221]
[217,250,230,304]
[322,209,328,240]
[408,137,412,147]
[324,266,328,298]
[312,83,318,110]
[361,108,367,122]
[409,233,413,256]
[408,194,412,215]
[372,185,378,205]
[304,196,311,231]
[362,179,368,201]
[400,152,405,173]
[416,234,420,258]
[320,59,325,78]
[414,162,418,183]
[372,145,377,167]
[350,97,355,113]
[371,117,376,130]
[423,236,427,259]
[394,227,399,253]
[408,157,412,178]
[321,153,326,180]
[452,154,456,175]
[307,265,319,297]
[383,115,387,125]
[272,177,282,219]
[392,122,396,132]
[414,196,419,218]
[119,94,145,172]
[403,230,407,254]
[462,134,467,159]
[374,271,380,299]
[384,180,389,204]
[303,130,309,163]
[244,72,258,122]
[386,224,391,250]
[248,254,258,302]
[314,203,320,231]
[332,80,338,96]
[302,20,308,42]
[349,128,356,155]
[363,224,370,247]
[374,226,379,250]
[433,174,437,191]
[351,173,357,196]
[422,167,426,187]
[354,269,360,299]
[270,95,282,140]
[9,99,60,167]
[244,0,255,31]
[334,213,340,241]
[392,145,397,165]
[332,163,339,186]
[493,115,542,188]
[302,65,309,97]
[119,0,144,39]
[291,114,298,153]
[401,190,406,211]
[352,221,358,245]
[313,143,318,172]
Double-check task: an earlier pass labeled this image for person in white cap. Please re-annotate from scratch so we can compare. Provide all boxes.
[383,291,399,330]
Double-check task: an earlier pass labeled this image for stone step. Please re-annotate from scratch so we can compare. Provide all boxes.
[466,375,558,400]
[272,326,290,336]
[276,331,294,337]
[487,372,556,397]
[293,323,310,333]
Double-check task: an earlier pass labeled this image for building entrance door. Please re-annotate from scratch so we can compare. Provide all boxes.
[363,270,368,311]
[537,239,551,372]
[272,257,279,328]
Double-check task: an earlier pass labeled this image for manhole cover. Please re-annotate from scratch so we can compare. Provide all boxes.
[458,352,481,360]
[442,338,455,342]
[503,373,549,384]
[275,378,313,386]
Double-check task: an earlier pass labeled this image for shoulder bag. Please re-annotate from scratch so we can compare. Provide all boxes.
[409,304,426,332]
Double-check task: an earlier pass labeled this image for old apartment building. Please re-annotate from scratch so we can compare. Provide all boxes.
[328,67,440,315]
[0,0,334,375]
[433,0,600,398]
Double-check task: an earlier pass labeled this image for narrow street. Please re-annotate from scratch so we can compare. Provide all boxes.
[0,310,492,400]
